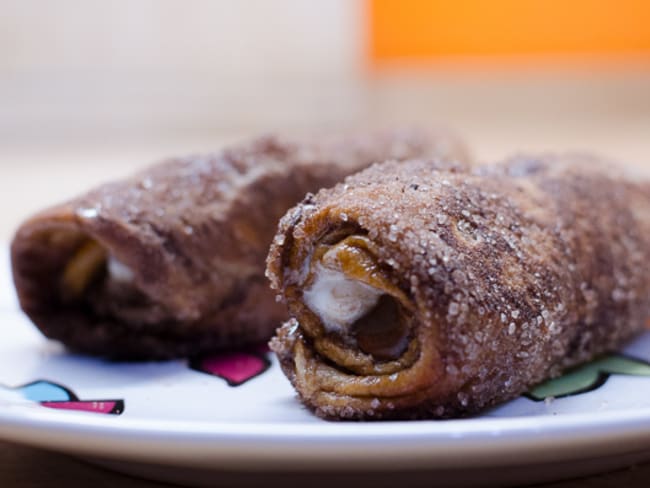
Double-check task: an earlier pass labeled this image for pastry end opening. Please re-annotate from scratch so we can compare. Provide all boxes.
[301,235,412,361]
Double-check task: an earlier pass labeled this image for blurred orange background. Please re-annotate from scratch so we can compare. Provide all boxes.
[370,0,650,60]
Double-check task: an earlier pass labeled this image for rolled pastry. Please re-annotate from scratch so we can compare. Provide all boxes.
[11,129,467,359]
[267,156,650,419]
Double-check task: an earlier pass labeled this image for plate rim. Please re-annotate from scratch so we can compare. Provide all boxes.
[1,403,650,470]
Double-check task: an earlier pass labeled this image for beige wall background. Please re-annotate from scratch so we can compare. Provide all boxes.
[0,0,362,145]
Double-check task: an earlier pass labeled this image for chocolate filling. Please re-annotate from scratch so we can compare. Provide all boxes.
[351,294,409,360]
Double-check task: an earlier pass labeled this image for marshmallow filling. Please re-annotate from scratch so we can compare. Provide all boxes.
[302,235,412,361]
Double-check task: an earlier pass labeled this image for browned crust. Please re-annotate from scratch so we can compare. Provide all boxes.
[11,129,465,359]
[266,155,650,420]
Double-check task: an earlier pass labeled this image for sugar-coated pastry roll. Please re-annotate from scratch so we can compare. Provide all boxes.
[267,156,650,419]
[11,129,468,359]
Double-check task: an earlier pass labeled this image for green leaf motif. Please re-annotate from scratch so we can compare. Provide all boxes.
[526,355,650,401]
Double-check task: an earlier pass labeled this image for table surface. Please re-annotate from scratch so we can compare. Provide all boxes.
[1,439,650,487]
[1,109,649,487]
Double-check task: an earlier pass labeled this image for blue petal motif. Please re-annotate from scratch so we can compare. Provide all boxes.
[16,380,76,402]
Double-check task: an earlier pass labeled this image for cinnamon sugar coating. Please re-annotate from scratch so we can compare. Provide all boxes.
[267,155,650,419]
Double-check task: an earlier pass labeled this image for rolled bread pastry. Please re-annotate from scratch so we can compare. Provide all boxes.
[11,129,467,359]
[267,156,650,419]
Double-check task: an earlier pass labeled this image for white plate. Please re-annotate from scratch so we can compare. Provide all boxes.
[1,250,650,487]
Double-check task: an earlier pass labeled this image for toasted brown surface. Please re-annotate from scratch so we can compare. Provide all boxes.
[11,129,466,359]
[267,155,650,419]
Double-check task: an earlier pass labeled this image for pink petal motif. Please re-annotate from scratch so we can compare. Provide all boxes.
[40,400,124,415]
[190,348,271,386]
